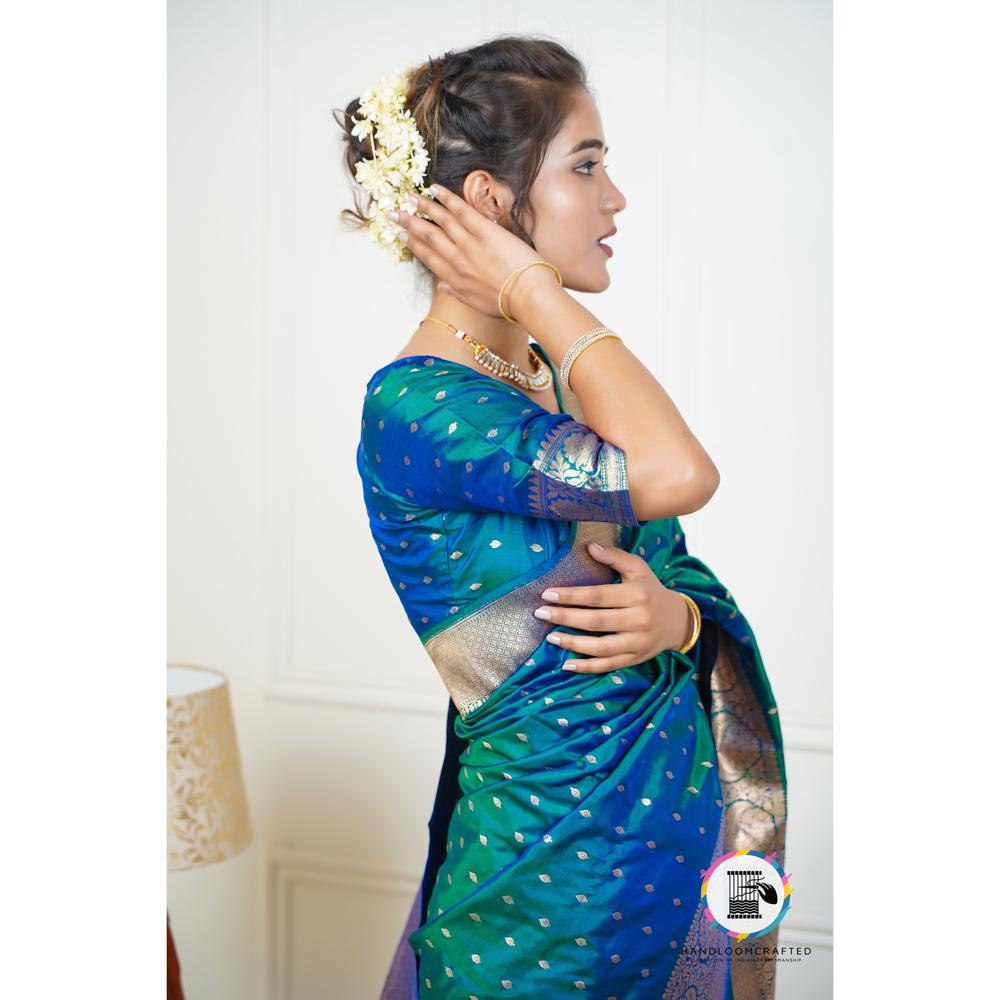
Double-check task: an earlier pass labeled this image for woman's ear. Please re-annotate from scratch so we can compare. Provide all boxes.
[462,169,512,224]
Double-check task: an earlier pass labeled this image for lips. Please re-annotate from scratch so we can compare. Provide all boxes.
[597,227,617,243]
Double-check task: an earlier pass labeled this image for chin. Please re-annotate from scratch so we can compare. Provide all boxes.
[566,267,612,294]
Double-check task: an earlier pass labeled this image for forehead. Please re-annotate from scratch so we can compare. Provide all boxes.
[549,89,605,156]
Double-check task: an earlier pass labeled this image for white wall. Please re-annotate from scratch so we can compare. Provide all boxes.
[168,1,267,998]
[168,1,832,997]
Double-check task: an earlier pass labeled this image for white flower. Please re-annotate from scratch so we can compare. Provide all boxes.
[350,64,435,263]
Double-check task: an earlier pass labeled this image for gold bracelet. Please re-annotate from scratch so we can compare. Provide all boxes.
[676,592,702,655]
[498,260,563,323]
[558,328,623,390]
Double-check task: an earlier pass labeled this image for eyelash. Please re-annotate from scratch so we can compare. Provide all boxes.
[576,159,610,176]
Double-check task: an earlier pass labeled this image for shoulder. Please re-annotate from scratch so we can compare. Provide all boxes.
[364,357,531,419]
[362,357,451,425]
[362,359,563,464]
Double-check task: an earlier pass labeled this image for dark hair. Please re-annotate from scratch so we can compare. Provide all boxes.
[332,34,591,293]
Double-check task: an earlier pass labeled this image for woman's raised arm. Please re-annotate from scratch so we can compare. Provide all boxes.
[393,184,720,520]
[511,269,721,520]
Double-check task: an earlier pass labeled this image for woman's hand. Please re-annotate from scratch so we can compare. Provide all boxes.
[387,185,556,318]
[533,541,694,672]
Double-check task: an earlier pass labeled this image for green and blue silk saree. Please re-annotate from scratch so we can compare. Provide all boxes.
[357,342,787,999]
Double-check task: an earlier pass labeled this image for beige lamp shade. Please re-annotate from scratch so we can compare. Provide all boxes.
[167,663,253,872]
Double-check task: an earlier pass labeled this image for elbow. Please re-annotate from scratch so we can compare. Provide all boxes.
[692,460,722,509]
[630,458,720,520]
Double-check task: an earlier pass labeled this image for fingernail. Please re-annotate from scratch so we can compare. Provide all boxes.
[406,194,418,207]
[590,542,604,550]
[562,662,578,671]
[533,607,552,620]
[388,209,400,222]
[399,229,408,243]
[546,633,562,646]
[429,185,439,199]
[541,590,560,601]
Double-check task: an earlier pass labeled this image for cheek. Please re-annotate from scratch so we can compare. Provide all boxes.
[534,180,592,241]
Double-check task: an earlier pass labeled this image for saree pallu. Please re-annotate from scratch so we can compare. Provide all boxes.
[380,518,787,1000]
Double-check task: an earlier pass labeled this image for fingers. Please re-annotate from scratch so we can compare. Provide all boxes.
[545,629,634,658]
[567,658,634,673]
[539,582,636,608]
[585,541,647,577]
[397,207,454,258]
[562,653,639,674]
[402,188,469,245]
[392,202,455,278]
[393,194,477,278]
[400,221,453,282]
[425,183,485,236]
[534,603,637,633]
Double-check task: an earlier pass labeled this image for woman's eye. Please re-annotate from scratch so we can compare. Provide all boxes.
[576,159,610,176]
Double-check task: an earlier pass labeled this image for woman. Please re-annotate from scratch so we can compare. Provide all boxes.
[339,36,786,999]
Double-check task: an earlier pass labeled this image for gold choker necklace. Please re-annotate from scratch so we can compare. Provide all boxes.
[421,315,552,392]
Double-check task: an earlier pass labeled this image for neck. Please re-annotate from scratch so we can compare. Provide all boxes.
[423,286,535,369]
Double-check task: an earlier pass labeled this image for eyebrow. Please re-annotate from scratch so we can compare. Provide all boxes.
[564,138,610,156]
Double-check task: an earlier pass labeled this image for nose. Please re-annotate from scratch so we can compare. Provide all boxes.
[602,179,626,214]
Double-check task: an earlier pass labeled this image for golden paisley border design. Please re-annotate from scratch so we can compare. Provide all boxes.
[711,630,787,863]
[525,376,638,523]
[423,520,621,717]
[658,629,787,999]
[711,629,785,1000]
[526,420,636,524]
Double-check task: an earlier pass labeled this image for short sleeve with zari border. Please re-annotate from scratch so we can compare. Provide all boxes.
[360,358,644,526]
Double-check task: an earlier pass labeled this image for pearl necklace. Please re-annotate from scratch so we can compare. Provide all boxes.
[421,315,553,392]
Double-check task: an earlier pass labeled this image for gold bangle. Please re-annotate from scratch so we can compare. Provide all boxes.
[498,260,563,323]
[676,592,702,655]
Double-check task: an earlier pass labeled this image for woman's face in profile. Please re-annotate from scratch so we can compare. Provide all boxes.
[527,88,627,293]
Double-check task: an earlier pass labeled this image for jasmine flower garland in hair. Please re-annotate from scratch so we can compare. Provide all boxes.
[350,64,434,263]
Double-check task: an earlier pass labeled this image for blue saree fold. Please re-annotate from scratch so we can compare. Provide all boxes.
[357,342,787,999]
